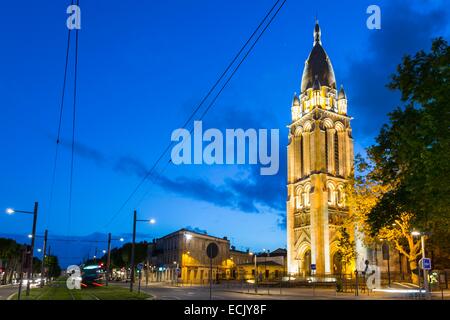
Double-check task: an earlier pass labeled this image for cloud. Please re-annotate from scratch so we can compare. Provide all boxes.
[114,156,149,177]
[154,173,256,212]
[56,137,286,217]
[50,103,288,228]
[344,0,449,138]
[184,226,208,234]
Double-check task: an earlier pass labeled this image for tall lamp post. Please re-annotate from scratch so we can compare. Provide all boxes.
[6,202,38,296]
[412,230,429,293]
[184,232,193,283]
[249,252,258,293]
[105,233,124,286]
[40,229,48,288]
[130,209,156,292]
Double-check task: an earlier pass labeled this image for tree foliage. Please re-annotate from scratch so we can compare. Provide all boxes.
[101,242,149,269]
[366,38,450,266]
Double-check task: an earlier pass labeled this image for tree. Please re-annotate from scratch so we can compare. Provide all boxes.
[345,155,389,247]
[378,213,422,284]
[367,38,450,267]
[45,255,61,278]
[0,238,23,284]
[335,227,356,274]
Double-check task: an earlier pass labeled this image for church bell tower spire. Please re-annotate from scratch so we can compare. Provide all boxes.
[287,21,354,276]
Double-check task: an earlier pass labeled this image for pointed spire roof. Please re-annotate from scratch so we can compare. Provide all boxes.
[338,85,346,99]
[314,19,321,45]
[313,75,321,90]
[301,21,336,93]
[292,93,300,106]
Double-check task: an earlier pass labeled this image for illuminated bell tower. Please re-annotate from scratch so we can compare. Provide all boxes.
[286,21,354,276]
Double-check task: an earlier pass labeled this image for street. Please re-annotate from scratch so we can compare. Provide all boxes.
[1,281,448,300]
[0,285,19,300]
[111,281,447,300]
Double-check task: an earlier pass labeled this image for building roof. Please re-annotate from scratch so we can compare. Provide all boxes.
[238,261,284,267]
[301,21,336,93]
[269,248,287,256]
[157,228,230,243]
[230,249,251,255]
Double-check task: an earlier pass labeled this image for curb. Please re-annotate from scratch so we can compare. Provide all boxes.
[7,293,16,300]
[221,289,276,296]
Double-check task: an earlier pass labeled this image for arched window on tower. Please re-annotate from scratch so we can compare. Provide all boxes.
[296,193,303,210]
[327,183,335,205]
[334,132,339,175]
[337,185,345,207]
[300,138,304,176]
[304,185,311,207]
[325,130,328,172]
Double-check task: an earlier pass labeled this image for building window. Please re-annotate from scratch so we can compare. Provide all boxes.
[327,186,333,205]
[334,132,339,175]
[337,187,345,207]
[325,130,328,172]
[300,137,303,175]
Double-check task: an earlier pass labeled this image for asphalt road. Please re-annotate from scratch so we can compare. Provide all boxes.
[0,285,19,300]
[110,282,393,300]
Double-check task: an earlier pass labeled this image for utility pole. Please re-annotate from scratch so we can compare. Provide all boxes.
[106,233,112,286]
[47,245,51,284]
[254,253,258,293]
[40,229,48,287]
[26,201,38,296]
[421,235,429,294]
[17,246,27,300]
[130,209,137,292]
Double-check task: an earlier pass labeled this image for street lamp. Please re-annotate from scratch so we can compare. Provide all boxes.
[130,210,156,292]
[39,230,48,287]
[249,251,259,293]
[411,230,429,293]
[5,202,38,297]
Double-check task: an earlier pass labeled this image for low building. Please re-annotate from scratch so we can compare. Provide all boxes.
[147,228,232,284]
[230,247,254,279]
[146,229,287,283]
[237,260,285,281]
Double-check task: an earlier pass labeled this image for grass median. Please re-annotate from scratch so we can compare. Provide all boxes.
[13,279,151,300]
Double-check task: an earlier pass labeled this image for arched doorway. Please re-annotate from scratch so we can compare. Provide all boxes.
[302,250,312,276]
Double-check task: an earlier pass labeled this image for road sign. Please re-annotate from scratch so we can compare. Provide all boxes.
[310,264,316,270]
[206,242,219,259]
[137,263,144,271]
[420,258,431,270]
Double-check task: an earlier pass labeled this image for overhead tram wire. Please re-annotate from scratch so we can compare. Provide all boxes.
[68,0,80,238]
[102,0,286,229]
[133,0,287,209]
[197,0,287,123]
[47,0,75,229]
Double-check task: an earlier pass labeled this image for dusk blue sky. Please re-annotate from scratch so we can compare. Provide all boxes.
[0,0,448,266]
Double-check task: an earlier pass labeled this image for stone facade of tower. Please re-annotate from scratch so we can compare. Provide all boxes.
[287,22,354,276]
